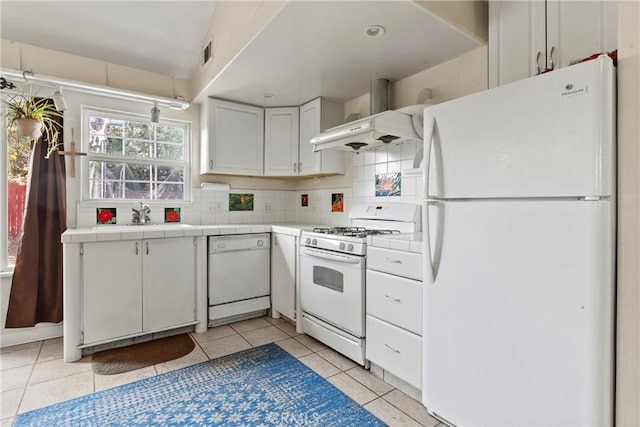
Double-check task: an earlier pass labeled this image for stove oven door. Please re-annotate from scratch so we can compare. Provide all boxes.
[299,247,365,337]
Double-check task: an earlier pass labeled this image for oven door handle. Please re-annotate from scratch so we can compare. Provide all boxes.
[301,248,362,264]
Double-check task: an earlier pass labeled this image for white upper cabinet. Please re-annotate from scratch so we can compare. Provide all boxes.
[201,98,264,175]
[489,0,618,88]
[298,98,345,176]
[264,107,300,176]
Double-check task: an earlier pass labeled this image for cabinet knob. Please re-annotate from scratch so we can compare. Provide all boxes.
[210,159,213,170]
[146,241,149,255]
[293,162,297,173]
[536,51,542,75]
[135,242,139,255]
[384,344,400,354]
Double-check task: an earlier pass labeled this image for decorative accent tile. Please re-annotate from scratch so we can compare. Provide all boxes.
[301,194,308,207]
[375,172,401,196]
[164,207,181,223]
[229,193,254,211]
[96,208,116,224]
[331,193,344,212]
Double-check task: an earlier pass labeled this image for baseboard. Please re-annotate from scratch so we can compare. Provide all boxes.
[0,323,63,348]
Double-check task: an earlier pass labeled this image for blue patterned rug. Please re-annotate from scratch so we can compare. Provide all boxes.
[15,343,386,426]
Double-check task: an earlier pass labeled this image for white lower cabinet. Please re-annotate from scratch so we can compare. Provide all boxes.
[271,233,296,320]
[81,237,196,345]
[366,246,423,390]
[366,315,422,389]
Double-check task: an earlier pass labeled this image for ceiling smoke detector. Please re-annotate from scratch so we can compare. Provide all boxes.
[364,25,385,38]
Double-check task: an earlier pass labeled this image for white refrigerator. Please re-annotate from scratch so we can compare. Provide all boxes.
[421,55,615,426]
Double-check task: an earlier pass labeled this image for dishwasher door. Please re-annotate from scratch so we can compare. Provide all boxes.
[208,234,270,305]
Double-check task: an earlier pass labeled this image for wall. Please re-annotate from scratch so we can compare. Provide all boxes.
[616,0,640,424]
[190,1,287,99]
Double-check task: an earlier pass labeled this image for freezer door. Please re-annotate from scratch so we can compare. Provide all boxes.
[422,200,614,426]
[424,56,615,199]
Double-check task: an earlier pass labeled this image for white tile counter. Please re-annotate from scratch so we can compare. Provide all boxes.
[367,232,424,253]
[62,223,319,242]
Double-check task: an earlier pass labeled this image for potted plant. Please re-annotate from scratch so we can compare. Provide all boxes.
[2,88,63,158]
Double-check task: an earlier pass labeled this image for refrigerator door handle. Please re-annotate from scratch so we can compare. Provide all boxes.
[423,114,436,285]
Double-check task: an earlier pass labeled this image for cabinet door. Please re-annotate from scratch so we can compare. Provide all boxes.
[264,107,299,176]
[299,98,345,175]
[206,98,264,175]
[82,240,142,344]
[271,233,296,320]
[547,0,618,69]
[488,1,546,88]
[142,237,196,331]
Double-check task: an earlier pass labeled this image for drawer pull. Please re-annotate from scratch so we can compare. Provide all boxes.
[384,294,401,303]
[384,344,400,354]
[384,258,402,264]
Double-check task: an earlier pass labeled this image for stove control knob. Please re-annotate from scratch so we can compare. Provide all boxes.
[312,239,317,245]
[339,242,346,250]
[305,238,311,244]
[347,244,354,252]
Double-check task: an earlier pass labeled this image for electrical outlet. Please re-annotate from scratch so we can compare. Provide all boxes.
[208,202,223,214]
[265,203,272,212]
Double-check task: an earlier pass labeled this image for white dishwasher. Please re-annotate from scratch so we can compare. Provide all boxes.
[208,233,271,326]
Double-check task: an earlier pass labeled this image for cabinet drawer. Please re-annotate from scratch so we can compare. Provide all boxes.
[366,270,422,335]
[366,315,422,389]
[367,247,422,280]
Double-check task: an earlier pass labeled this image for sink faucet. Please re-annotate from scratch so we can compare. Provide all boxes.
[132,202,151,225]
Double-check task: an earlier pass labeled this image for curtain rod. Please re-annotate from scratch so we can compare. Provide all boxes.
[0,68,190,111]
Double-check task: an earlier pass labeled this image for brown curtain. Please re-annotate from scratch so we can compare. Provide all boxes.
[5,100,66,328]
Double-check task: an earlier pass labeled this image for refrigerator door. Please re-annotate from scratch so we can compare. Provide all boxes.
[422,200,614,426]
[423,56,615,200]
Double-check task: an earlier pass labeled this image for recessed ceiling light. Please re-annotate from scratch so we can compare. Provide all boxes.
[364,25,385,38]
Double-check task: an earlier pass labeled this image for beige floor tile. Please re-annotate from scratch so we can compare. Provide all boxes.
[293,334,328,353]
[0,365,32,392]
[19,371,94,414]
[274,321,300,337]
[95,366,157,392]
[327,372,377,405]
[0,416,14,426]
[0,341,41,354]
[383,389,439,427]
[0,346,40,371]
[275,338,313,358]
[0,388,23,420]
[240,326,289,347]
[228,317,271,333]
[364,397,422,426]
[37,339,63,363]
[346,366,395,396]
[264,316,286,325]
[317,348,357,371]
[155,345,208,375]
[199,334,252,360]
[298,354,340,378]
[29,356,92,385]
[191,325,237,344]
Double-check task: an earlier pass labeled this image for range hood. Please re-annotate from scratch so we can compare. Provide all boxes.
[311,105,425,153]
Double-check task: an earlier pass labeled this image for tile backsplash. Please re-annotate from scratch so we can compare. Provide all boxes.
[74,141,423,228]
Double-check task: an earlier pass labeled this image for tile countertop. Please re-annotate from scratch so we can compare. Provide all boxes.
[61,223,317,243]
[367,232,424,254]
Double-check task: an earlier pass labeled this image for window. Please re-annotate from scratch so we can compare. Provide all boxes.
[2,117,30,270]
[84,108,189,201]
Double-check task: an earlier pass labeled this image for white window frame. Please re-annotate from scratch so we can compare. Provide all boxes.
[81,106,191,203]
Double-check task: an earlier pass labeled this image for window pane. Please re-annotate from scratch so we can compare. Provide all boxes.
[86,109,188,202]
[6,127,29,267]
[125,139,150,157]
[125,122,152,140]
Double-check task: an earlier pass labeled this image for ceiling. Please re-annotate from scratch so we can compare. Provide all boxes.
[196,1,482,106]
[0,1,217,79]
[0,1,482,107]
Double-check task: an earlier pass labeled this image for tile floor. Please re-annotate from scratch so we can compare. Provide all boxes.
[0,316,441,426]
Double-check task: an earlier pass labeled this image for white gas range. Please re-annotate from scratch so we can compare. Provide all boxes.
[299,203,421,365]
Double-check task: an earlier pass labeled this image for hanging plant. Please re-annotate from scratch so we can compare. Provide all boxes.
[2,87,63,159]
